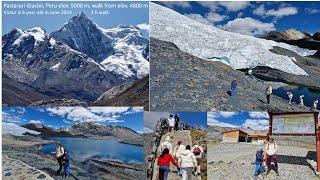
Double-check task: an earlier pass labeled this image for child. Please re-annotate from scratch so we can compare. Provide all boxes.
[62,150,70,178]
[253,148,265,177]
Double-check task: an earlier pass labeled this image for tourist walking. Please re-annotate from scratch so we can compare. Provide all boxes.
[174,114,180,131]
[167,115,175,137]
[266,84,272,104]
[160,136,173,154]
[158,148,179,180]
[178,145,197,180]
[230,78,237,96]
[173,139,186,176]
[265,138,279,176]
[300,95,305,107]
[287,92,293,104]
[191,141,204,176]
[313,98,319,110]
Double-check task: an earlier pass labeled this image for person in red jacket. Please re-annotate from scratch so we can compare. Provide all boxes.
[158,148,179,180]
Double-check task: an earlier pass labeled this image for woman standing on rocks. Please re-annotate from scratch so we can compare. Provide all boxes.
[158,148,179,180]
[54,143,65,175]
[265,138,279,176]
[266,84,273,104]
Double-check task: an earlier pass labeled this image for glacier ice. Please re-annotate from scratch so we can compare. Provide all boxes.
[150,3,316,76]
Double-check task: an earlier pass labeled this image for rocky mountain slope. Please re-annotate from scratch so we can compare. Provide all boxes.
[93,75,149,110]
[22,122,142,142]
[150,38,310,111]
[2,13,149,105]
[262,29,320,51]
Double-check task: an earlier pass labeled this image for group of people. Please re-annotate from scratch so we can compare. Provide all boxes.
[253,137,279,177]
[231,79,319,110]
[54,143,70,177]
[167,114,181,137]
[158,136,204,180]
[287,91,319,110]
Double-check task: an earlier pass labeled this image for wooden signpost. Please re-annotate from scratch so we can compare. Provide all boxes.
[268,112,320,171]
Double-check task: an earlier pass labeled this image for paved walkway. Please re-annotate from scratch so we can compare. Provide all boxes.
[152,130,201,180]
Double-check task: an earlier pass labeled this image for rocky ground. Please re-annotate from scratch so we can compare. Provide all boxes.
[2,134,143,180]
[150,38,313,112]
[3,155,54,180]
[207,142,317,180]
[92,75,149,110]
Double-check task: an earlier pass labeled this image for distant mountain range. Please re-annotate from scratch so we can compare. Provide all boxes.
[22,122,143,145]
[262,28,320,57]
[2,13,149,105]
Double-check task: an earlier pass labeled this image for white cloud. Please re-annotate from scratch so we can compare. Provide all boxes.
[197,1,250,12]
[3,122,40,136]
[46,107,142,123]
[2,112,21,123]
[136,23,149,31]
[223,17,276,36]
[27,120,42,124]
[185,14,212,25]
[248,112,269,119]
[207,112,238,128]
[242,119,269,130]
[219,112,236,118]
[206,12,228,23]
[305,8,320,14]
[218,1,251,12]
[196,2,219,11]
[161,1,191,9]
[185,12,228,26]
[254,4,298,17]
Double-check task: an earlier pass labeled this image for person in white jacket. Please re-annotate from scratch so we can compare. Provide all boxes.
[173,139,186,175]
[313,99,319,110]
[287,92,293,104]
[191,141,204,175]
[160,136,173,154]
[300,95,305,107]
[55,143,65,175]
[167,115,175,137]
[178,145,197,180]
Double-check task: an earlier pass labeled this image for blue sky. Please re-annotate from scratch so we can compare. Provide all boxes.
[207,112,269,130]
[2,107,144,133]
[157,1,320,36]
[144,112,207,131]
[2,1,149,36]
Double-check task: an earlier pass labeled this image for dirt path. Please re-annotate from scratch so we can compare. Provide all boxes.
[208,143,317,180]
[152,130,201,180]
[2,155,54,180]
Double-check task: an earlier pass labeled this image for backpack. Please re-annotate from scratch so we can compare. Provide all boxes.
[193,146,201,156]
[256,150,263,162]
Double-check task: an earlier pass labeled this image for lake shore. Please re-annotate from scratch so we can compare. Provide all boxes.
[2,134,143,180]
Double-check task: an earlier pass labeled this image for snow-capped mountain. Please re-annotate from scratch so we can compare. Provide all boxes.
[2,13,149,103]
[150,3,316,76]
[51,13,149,79]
